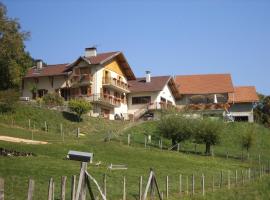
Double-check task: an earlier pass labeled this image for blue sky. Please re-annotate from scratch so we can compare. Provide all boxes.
[3,0,270,95]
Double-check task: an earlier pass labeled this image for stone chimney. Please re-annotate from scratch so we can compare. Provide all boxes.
[36,60,43,69]
[85,47,97,57]
[146,71,151,83]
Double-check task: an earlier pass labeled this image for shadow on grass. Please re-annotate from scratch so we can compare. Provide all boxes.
[62,111,78,122]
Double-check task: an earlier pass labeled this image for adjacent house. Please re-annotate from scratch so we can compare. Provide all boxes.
[127,73,180,120]
[228,86,259,122]
[22,47,136,120]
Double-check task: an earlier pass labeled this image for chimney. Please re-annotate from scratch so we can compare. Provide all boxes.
[36,60,43,69]
[85,47,97,57]
[146,71,151,83]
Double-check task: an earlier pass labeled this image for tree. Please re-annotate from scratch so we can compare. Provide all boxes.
[254,94,270,128]
[194,119,223,155]
[0,3,33,90]
[0,89,19,112]
[241,126,256,153]
[158,113,194,148]
[68,99,92,122]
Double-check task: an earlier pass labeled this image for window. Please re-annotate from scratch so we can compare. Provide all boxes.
[132,96,151,105]
[80,86,88,95]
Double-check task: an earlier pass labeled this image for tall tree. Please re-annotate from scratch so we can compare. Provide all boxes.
[0,3,33,90]
[254,94,270,127]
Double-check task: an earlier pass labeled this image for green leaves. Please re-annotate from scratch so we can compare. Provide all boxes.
[68,99,92,122]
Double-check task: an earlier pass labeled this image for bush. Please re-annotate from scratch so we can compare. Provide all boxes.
[241,125,256,152]
[68,98,92,122]
[0,89,19,113]
[194,118,224,155]
[42,93,64,107]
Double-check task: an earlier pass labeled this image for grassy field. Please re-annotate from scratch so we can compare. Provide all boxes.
[0,104,269,199]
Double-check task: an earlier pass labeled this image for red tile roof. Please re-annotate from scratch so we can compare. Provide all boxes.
[128,76,171,93]
[85,52,119,64]
[228,86,259,103]
[174,74,234,94]
[24,63,69,78]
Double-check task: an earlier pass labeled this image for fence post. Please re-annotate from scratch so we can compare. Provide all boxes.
[226,151,229,159]
[166,176,169,199]
[45,121,47,132]
[179,174,182,197]
[60,123,63,136]
[241,170,244,185]
[139,176,142,200]
[186,175,189,195]
[28,119,31,129]
[0,178,4,200]
[235,170,238,186]
[27,179,35,200]
[77,128,80,138]
[103,174,107,199]
[61,176,67,200]
[248,168,251,181]
[71,175,76,200]
[227,170,230,189]
[259,154,261,165]
[177,143,180,152]
[160,139,163,150]
[192,174,195,195]
[212,175,215,192]
[128,134,130,146]
[48,178,54,200]
[144,136,147,148]
[220,170,223,188]
[123,176,126,200]
[202,174,205,196]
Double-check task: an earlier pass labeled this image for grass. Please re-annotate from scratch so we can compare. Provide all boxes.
[0,104,269,199]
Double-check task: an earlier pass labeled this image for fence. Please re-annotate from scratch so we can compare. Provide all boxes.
[0,162,269,200]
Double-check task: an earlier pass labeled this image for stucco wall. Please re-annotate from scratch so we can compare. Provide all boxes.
[157,84,176,105]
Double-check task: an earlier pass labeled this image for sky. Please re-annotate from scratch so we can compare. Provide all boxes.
[3,0,270,95]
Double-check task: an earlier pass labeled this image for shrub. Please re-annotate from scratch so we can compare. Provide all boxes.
[0,89,19,113]
[194,118,224,155]
[42,93,64,107]
[68,98,92,122]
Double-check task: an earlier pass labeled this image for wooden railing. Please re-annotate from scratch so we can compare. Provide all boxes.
[86,93,121,107]
[102,77,129,91]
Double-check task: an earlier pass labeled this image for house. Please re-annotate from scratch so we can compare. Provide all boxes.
[22,47,136,120]
[174,74,234,105]
[228,86,259,122]
[127,72,180,120]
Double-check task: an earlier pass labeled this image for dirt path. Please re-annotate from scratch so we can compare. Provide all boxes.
[0,136,48,144]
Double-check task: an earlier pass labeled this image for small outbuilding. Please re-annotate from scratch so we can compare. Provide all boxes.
[67,150,93,163]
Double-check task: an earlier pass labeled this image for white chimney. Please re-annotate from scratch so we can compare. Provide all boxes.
[85,47,97,57]
[36,60,43,69]
[146,71,151,83]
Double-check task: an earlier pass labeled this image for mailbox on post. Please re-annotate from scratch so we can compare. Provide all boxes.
[67,150,93,163]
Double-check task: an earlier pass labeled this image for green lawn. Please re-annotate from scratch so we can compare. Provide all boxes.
[0,104,269,199]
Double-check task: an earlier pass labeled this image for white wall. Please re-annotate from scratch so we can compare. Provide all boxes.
[157,84,176,105]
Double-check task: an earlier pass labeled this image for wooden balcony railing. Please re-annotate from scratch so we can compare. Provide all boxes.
[102,77,129,92]
[85,93,121,107]
[70,74,93,87]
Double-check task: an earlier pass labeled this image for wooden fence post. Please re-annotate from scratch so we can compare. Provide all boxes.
[220,171,223,188]
[139,176,142,200]
[48,178,54,200]
[103,174,107,199]
[0,178,3,200]
[71,175,76,200]
[60,123,63,136]
[177,143,180,152]
[166,176,169,199]
[27,179,35,200]
[77,128,80,138]
[123,176,126,200]
[241,170,244,185]
[160,139,163,150]
[202,174,205,196]
[45,121,47,132]
[61,176,67,200]
[192,174,195,195]
[28,119,31,129]
[144,136,147,148]
[235,170,238,186]
[226,151,229,159]
[248,168,251,181]
[227,171,230,189]
[186,175,189,195]
[179,174,182,197]
[212,175,214,192]
[259,154,261,165]
[128,134,130,146]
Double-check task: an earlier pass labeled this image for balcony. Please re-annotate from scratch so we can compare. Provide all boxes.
[102,77,130,93]
[148,102,176,110]
[85,93,121,108]
[70,74,93,88]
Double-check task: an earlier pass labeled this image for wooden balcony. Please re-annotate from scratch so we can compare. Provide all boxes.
[85,93,121,108]
[102,77,130,93]
[70,74,93,88]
